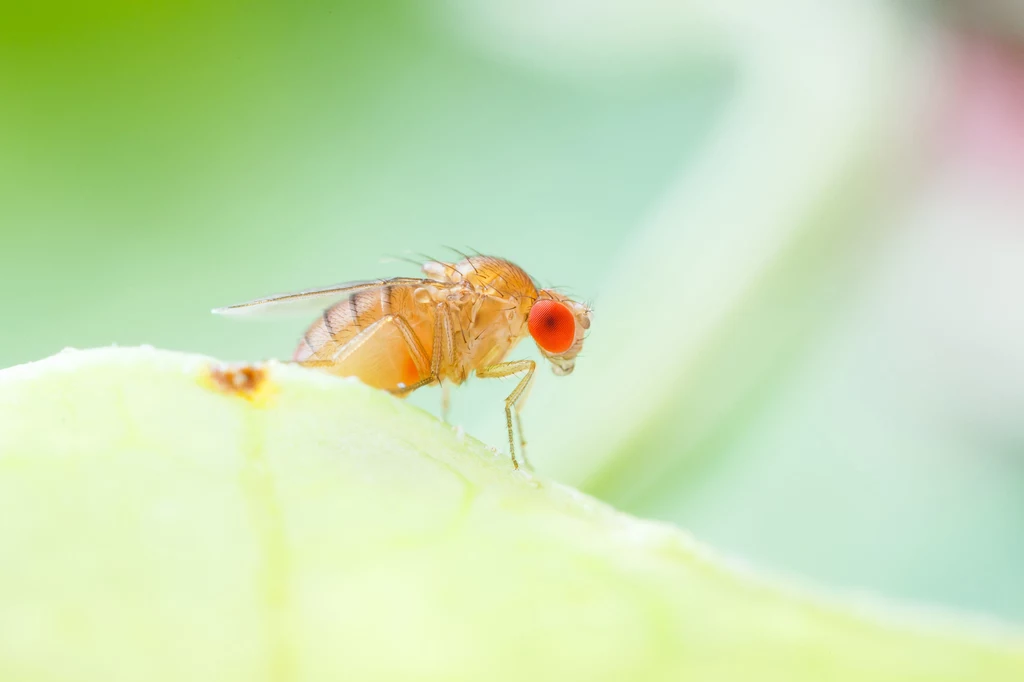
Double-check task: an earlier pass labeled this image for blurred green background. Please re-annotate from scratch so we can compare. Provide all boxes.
[2,0,1022,626]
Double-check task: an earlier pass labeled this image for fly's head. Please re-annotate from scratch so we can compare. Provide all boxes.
[527,290,592,376]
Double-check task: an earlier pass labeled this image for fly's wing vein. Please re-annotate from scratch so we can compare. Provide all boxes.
[212,277,435,319]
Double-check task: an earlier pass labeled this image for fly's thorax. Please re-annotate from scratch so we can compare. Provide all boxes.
[420,255,538,338]
[451,257,539,300]
[449,289,529,376]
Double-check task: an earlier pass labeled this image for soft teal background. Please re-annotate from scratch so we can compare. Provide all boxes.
[2,1,1022,625]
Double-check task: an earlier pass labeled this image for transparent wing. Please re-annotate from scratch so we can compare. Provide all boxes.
[212,277,433,319]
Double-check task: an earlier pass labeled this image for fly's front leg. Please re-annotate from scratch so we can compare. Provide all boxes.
[475,359,536,470]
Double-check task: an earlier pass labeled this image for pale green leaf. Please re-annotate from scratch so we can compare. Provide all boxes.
[0,348,1020,681]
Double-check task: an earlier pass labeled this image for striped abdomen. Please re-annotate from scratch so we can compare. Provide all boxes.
[293,284,436,391]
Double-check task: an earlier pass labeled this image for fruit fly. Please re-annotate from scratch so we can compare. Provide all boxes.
[213,254,592,469]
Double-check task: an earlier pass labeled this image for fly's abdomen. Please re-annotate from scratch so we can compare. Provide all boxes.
[293,285,435,391]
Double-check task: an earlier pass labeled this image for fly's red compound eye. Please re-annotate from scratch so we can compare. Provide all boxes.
[528,299,576,354]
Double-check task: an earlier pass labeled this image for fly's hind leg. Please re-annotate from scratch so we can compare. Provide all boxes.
[390,302,452,395]
[476,359,536,471]
[299,313,430,385]
[300,303,454,414]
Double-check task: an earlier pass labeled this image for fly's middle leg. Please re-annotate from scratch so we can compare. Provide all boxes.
[476,359,536,470]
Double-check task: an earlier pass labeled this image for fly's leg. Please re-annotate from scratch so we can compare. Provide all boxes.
[390,302,452,395]
[299,313,430,383]
[441,382,452,424]
[300,304,454,408]
[475,359,536,470]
